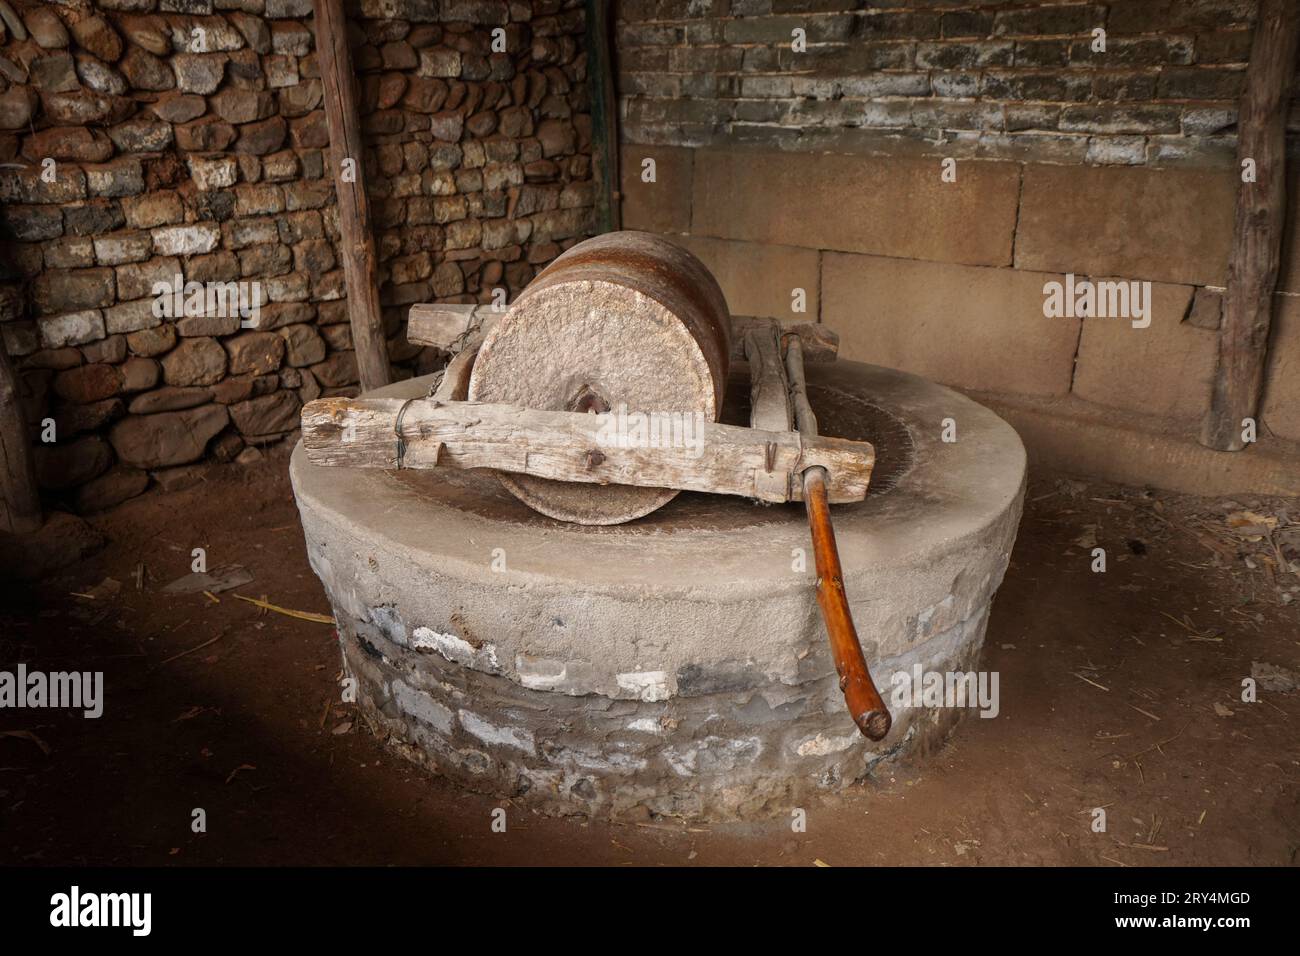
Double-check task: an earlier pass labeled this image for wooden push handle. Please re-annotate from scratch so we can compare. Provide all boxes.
[803,466,891,740]
[785,335,891,741]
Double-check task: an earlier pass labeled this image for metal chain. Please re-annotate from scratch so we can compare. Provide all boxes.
[393,397,418,469]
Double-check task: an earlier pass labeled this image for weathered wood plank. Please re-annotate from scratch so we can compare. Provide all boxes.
[313,0,391,392]
[1202,0,1300,451]
[431,344,479,402]
[301,397,874,503]
[406,303,495,351]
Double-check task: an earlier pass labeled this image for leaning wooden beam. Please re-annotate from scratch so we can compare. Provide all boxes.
[1202,0,1300,452]
[407,305,840,364]
[301,397,874,504]
[584,0,621,233]
[0,343,40,534]
[313,0,391,392]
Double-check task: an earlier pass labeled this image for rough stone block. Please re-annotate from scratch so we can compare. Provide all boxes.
[0,165,87,204]
[822,253,1080,396]
[188,154,240,191]
[107,117,174,153]
[152,223,221,256]
[122,192,185,229]
[65,200,127,237]
[43,236,94,268]
[278,323,326,366]
[5,205,64,242]
[162,336,228,386]
[270,21,313,56]
[419,47,461,77]
[0,91,35,135]
[120,356,160,393]
[54,364,123,405]
[22,127,115,163]
[1071,281,1211,421]
[672,235,819,322]
[172,53,226,94]
[693,149,1019,267]
[619,145,693,234]
[1016,164,1234,286]
[230,389,301,436]
[81,335,127,365]
[128,386,213,415]
[127,323,177,357]
[84,158,145,198]
[36,435,114,489]
[116,257,182,300]
[74,466,150,514]
[105,298,162,335]
[110,403,230,469]
[225,330,286,375]
[93,231,153,266]
[176,116,237,151]
[39,310,107,349]
[34,269,116,315]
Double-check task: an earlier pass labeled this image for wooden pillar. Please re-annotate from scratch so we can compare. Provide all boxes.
[313,0,391,392]
[0,343,41,534]
[585,0,621,233]
[1201,0,1300,451]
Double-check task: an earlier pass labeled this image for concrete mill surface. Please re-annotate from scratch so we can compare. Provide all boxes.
[289,360,1027,820]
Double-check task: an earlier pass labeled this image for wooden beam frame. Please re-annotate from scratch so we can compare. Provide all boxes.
[301,396,873,504]
[1201,0,1300,451]
[313,0,392,392]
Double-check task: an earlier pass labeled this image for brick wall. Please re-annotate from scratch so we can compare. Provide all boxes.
[616,0,1265,167]
[614,0,1300,489]
[0,0,594,513]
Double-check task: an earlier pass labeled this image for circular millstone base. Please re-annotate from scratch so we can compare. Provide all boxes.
[290,360,1027,821]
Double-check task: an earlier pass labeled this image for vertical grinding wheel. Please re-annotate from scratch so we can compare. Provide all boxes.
[467,231,732,525]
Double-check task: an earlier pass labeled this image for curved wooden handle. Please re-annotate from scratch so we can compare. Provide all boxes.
[803,466,892,741]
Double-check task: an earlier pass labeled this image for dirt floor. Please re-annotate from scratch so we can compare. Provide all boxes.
[1,450,1298,867]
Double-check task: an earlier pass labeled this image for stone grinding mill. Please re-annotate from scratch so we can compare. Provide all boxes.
[305,232,888,735]
[292,231,1028,820]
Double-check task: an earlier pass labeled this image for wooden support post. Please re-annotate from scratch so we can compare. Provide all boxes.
[0,344,41,534]
[1201,0,1300,451]
[584,0,620,233]
[313,0,391,392]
